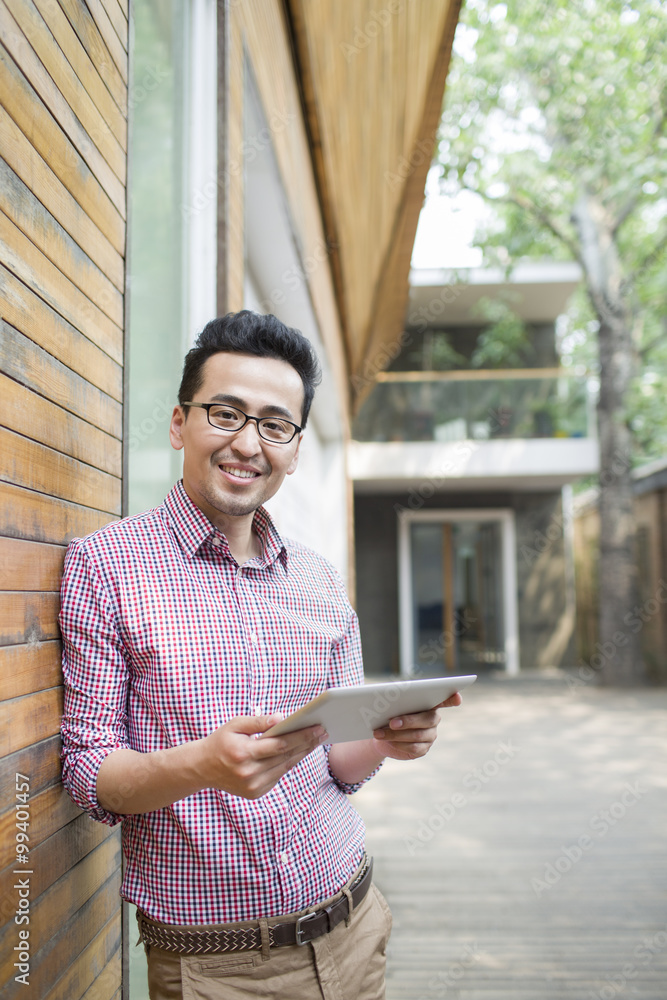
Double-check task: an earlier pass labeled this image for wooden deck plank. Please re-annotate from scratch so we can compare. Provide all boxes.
[355,673,667,999]
[0,838,121,983]
[5,888,121,1000]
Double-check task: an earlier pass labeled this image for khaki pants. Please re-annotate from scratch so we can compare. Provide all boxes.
[144,883,392,1000]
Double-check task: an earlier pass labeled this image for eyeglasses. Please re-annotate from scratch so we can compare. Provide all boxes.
[182,402,302,444]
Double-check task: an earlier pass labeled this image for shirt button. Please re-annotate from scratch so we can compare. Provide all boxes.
[280,852,289,865]
[249,633,258,645]
[253,705,263,716]
[211,537,222,548]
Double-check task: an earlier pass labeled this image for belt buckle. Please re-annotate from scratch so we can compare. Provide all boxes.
[295,910,319,946]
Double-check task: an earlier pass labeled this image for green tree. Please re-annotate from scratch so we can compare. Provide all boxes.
[469,297,531,368]
[438,0,667,684]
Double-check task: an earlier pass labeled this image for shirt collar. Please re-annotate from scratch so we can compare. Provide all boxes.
[164,480,289,569]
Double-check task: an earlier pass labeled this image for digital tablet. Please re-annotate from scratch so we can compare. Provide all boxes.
[262,675,477,744]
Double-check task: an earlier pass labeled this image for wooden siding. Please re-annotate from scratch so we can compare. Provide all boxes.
[285,0,462,406]
[0,2,126,998]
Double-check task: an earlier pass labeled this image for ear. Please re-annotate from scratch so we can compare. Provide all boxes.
[169,406,186,451]
[286,434,302,476]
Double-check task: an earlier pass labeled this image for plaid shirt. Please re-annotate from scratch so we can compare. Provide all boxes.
[60,481,374,924]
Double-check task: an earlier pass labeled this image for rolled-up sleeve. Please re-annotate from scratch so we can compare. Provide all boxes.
[326,603,383,794]
[59,538,131,826]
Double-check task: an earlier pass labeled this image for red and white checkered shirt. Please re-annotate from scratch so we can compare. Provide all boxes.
[60,481,374,925]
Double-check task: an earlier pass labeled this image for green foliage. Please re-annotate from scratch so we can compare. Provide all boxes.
[469,297,532,368]
[399,330,466,370]
[438,0,667,461]
[429,332,467,369]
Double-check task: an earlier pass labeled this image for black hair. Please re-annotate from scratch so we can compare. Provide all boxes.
[178,311,322,427]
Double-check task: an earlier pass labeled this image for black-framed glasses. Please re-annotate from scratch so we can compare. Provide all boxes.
[182,402,302,444]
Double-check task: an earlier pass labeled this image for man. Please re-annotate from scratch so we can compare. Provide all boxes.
[60,311,461,1000]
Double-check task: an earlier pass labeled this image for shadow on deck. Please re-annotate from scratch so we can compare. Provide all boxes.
[355,670,667,1000]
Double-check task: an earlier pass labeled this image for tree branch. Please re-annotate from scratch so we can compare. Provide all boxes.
[612,105,667,237]
[463,184,583,266]
[625,225,667,290]
[612,194,644,238]
[638,331,666,362]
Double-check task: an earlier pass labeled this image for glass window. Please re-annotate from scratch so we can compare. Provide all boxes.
[410,519,505,674]
[127,0,216,515]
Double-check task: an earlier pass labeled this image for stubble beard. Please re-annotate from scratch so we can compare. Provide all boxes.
[199,453,272,518]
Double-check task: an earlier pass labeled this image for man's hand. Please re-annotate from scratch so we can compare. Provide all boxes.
[200,715,328,799]
[327,692,463,785]
[371,692,462,761]
[96,716,328,815]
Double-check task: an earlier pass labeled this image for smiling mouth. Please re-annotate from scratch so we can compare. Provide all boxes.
[220,464,260,480]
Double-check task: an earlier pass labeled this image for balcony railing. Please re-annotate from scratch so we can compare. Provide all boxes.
[352,369,593,443]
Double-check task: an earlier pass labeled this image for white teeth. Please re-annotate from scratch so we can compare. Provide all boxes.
[221,465,258,480]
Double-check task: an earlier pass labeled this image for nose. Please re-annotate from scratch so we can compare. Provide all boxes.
[229,418,263,455]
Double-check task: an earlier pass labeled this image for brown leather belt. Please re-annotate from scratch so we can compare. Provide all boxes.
[137,856,373,954]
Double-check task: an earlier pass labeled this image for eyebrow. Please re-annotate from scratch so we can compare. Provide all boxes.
[207,393,298,422]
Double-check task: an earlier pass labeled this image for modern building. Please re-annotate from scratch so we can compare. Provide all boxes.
[351,262,599,678]
[0,1,463,996]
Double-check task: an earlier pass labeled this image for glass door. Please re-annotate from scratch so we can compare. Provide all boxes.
[409,518,506,675]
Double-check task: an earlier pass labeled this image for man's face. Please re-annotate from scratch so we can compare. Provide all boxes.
[170,352,304,524]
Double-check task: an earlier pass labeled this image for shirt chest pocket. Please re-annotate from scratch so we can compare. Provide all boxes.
[250,605,342,711]
[121,594,252,735]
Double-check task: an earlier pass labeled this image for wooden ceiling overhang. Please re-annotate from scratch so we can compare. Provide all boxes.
[284,0,462,414]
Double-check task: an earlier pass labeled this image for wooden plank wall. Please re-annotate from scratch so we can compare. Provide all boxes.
[0,1,127,997]
[285,0,460,385]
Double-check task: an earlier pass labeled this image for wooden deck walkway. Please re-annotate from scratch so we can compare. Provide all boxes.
[355,671,667,1000]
